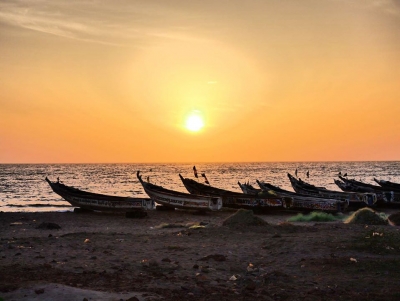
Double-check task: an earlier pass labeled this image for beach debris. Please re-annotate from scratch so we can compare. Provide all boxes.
[350,258,358,263]
[229,275,238,281]
[84,239,90,243]
[36,222,61,230]
[189,224,206,229]
[247,263,257,272]
[9,222,23,226]
[222,209,268,227]
[345,208,388,225]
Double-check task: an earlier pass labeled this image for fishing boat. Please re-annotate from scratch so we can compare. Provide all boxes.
[137,171,222,211]
[287,173,377,207]
[335,176,397,204]
[237,181,261,195]
[373,178,400,191]
[256,180,349,213]
[45,177,154,215]
[179,174,291,210]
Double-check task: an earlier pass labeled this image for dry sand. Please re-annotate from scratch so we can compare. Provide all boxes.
[1,207,400,301]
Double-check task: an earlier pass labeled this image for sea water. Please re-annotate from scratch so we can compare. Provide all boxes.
[0,162,399,212]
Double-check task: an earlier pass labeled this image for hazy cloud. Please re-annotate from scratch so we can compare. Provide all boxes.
[370,0,400,16]
[0,0,216,46]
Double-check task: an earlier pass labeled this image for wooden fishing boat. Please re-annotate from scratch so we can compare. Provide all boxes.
[256,180,348,213]
[137,171,222,211]
[335,176,397,204]
[179,174,290,209]
[237,181,260,195]
[45,177,154,214]
[373,178,400,191]
[287,173,377,207]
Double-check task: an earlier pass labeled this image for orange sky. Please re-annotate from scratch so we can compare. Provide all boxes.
[1,0,399,163]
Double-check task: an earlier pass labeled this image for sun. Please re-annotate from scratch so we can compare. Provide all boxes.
[185,112,204,132]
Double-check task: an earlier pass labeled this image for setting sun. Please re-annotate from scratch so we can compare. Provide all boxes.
[185,112,204,132]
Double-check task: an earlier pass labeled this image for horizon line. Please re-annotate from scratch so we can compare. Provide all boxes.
[1,160,399,165]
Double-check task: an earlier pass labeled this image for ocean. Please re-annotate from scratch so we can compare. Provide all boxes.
[1,162,399,212]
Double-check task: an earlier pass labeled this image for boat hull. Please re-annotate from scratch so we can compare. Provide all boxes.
[336,176,399,204]
[137,172,222,211]
[257,180,348,213]
[45,177,153,212]
[179,174,287,210]
[287,173,377,207]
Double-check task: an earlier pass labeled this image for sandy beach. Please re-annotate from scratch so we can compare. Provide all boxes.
[1,208,400,301]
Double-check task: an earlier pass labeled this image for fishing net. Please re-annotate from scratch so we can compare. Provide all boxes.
[345,207,388,225]
[223,209,268,227]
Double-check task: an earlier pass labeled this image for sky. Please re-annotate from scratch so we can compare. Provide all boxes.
[1,0,399,163]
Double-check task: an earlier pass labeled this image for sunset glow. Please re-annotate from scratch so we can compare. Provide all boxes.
[0,0,399,163]
[185,112,204,132]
